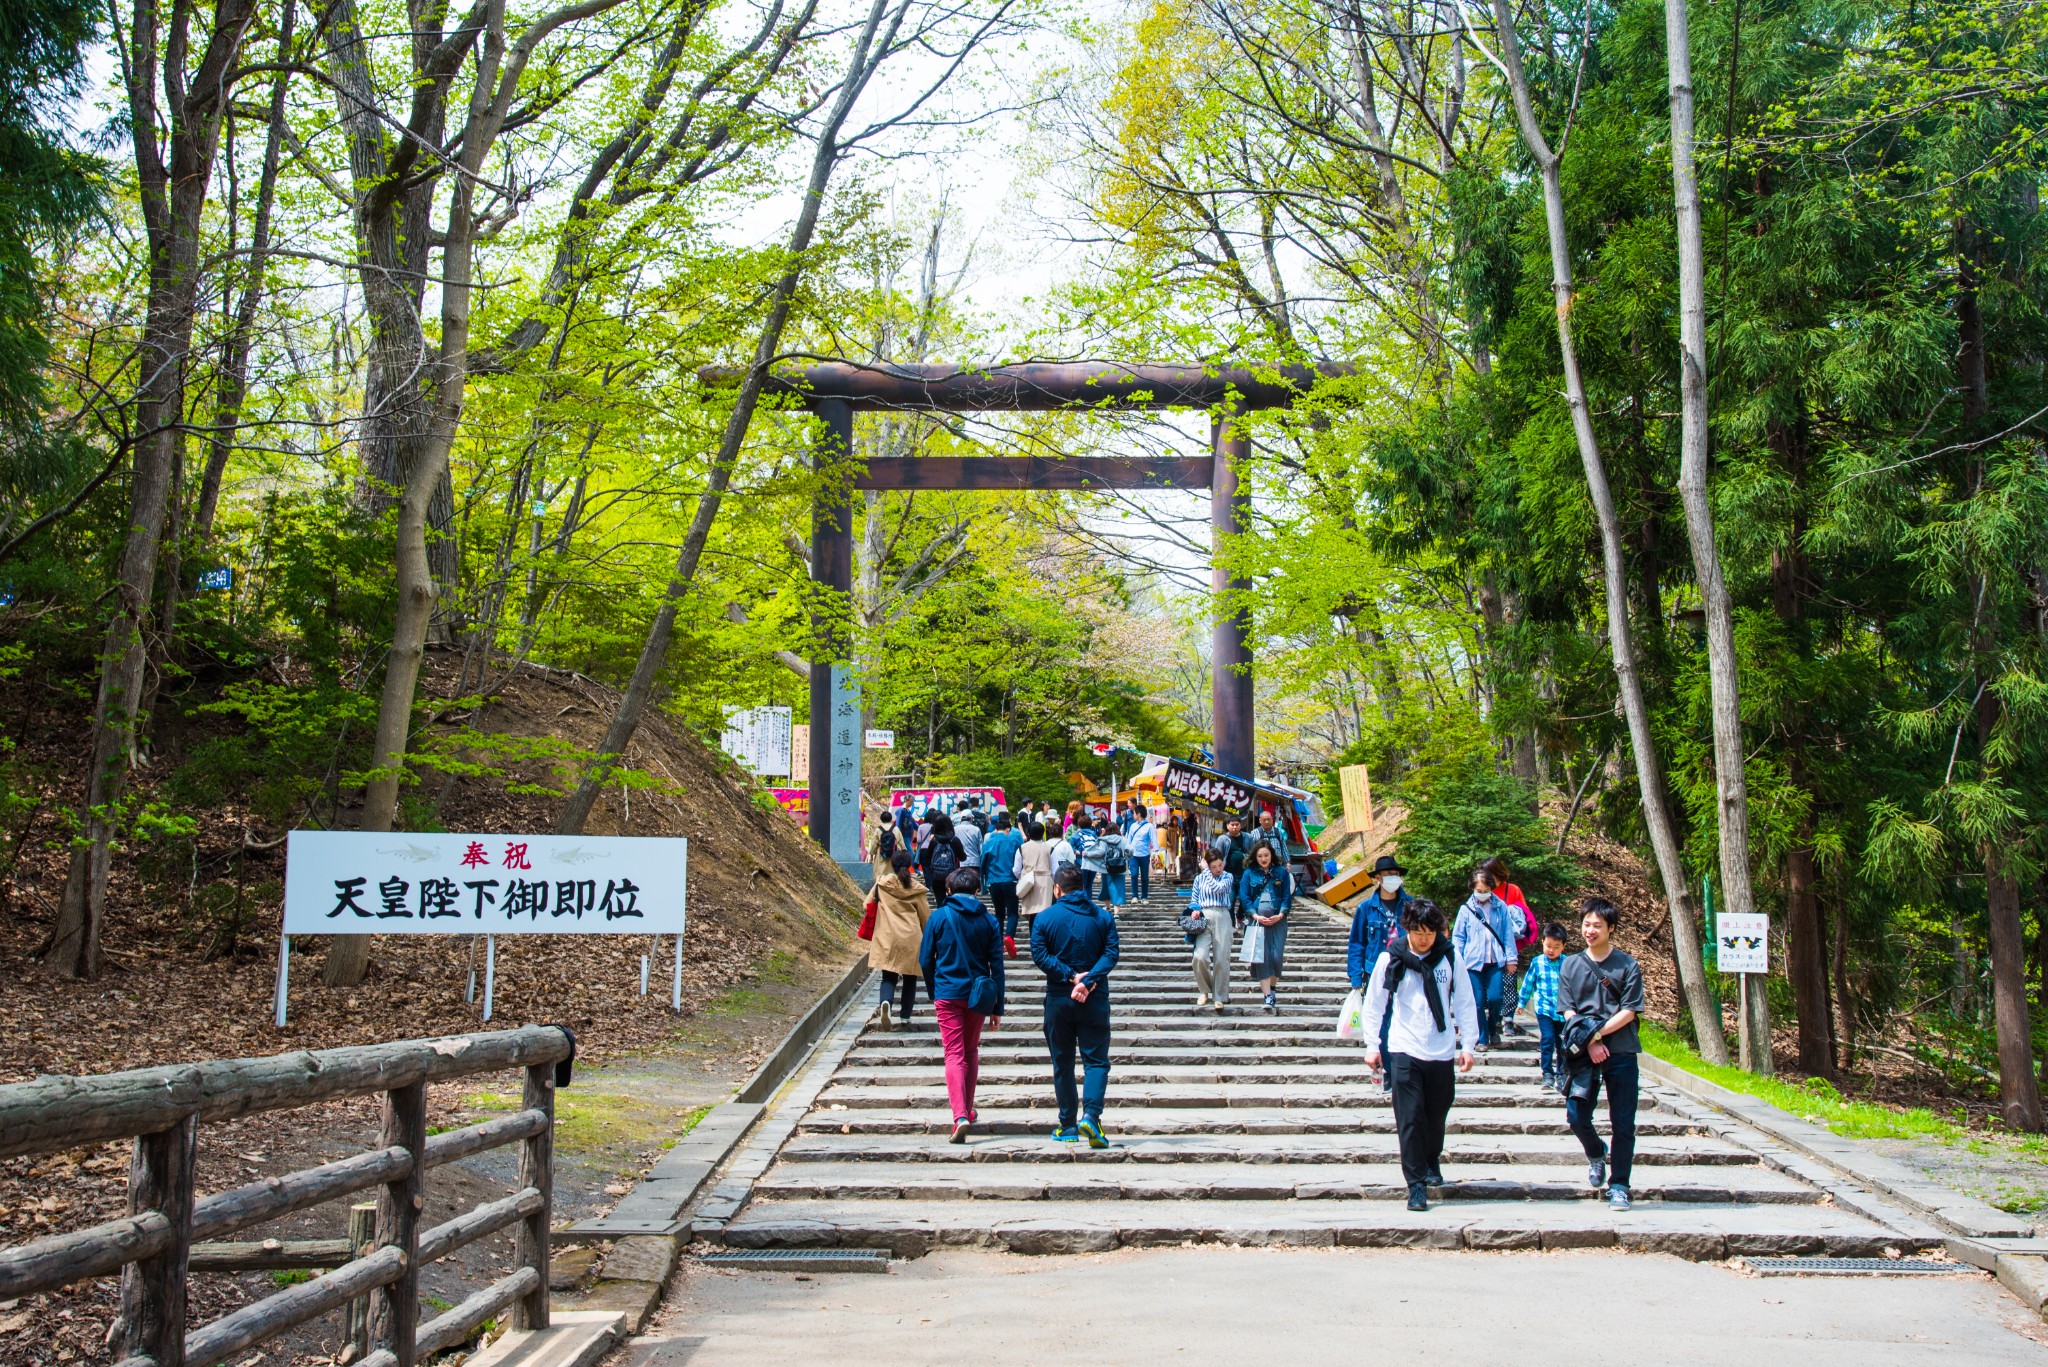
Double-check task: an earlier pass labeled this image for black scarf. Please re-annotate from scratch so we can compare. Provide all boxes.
[1384,938,1454,1031]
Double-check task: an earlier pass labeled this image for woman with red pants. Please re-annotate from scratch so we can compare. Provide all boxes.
[918,867,1007,1143]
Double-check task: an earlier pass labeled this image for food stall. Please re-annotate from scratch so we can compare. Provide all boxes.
[1129,754,1327,889]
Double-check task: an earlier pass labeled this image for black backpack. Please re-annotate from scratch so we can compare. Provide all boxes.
[926,838,960,880]
[1102,833,1128,874]
[875,826,898,861]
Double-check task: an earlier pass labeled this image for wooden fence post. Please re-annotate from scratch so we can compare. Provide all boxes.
[344,1201,375,1359]
[370,1079,425,1367]
[512,1060,554,1330]
[118,1112,197,1367]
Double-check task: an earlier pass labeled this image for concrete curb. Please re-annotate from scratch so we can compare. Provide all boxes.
[738,956,875,1104]
[1637,1052,2034,1243]
[550,954,872,1333]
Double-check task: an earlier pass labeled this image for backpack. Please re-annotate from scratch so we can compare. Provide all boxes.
[875,826,898,860]
[1102,833,1128,874]
[926,837,960,880]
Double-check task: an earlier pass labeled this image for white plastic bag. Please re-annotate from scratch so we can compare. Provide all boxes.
[1239,922,1265,965]
[1335,987,1367,1041]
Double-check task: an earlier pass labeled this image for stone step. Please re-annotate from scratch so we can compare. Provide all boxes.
[794,1108,1700,1138]
[753,1160,1814,1204]
[845,1046,1541,1067]
[829,1064,1544,1087]
[813,1083,1672,1112]
[718,1198,1917,1260]
[775,1132,1753,1166]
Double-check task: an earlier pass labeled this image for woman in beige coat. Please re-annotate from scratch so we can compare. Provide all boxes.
[870,851,930,1030]
[1014,820,1057,921]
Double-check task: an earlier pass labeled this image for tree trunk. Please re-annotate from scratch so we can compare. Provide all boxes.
[1665,0,1764,1068]
[44,0,261,979]
[1490,0,1728,1063]
[557,0,909,835]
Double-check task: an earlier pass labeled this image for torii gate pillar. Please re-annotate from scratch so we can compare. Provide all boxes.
[807,397,866,886]
[1210,414,1254,782]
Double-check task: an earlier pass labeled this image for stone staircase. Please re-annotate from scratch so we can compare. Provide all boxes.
[718,890,1935,1259]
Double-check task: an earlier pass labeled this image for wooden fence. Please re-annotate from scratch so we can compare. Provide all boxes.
[0,1025,575,1367]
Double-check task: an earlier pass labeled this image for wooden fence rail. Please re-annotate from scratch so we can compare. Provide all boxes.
[0,1025,574,1367]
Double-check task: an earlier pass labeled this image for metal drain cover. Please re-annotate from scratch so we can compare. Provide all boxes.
[1744,1256,1963,1276]
[699,1248,891,1273]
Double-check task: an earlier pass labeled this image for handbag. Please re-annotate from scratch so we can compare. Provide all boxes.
[1335,987,1367,1041]
[856,893,878,941]
[1239,921,1265,965]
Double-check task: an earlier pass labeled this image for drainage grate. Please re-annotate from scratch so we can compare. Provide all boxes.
[698,1248,891,1274]
[1744,1256,1963,1277]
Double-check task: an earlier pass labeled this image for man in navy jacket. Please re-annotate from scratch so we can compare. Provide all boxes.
[1030,866,1121,1147]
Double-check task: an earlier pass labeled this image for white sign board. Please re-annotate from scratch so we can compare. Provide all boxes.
[283,831,688,935]
[721,705,792,776]
[1716,912,1769,973]
[864,729,894,749]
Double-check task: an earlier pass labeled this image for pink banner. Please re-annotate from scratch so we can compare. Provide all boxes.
[887,786,1004,819]
[768,786,809,831]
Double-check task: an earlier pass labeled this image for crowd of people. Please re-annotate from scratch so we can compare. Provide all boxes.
[858,795,1646,1217]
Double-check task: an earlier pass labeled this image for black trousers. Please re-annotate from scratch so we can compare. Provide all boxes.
[1389,1053,1455,1186]
[990,882,1020,936]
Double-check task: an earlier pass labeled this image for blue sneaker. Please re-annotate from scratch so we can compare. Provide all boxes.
[1078,1117,1109,1149]
[1051,1124,1080,1143]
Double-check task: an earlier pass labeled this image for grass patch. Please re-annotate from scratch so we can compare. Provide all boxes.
[706,987,773,1017]
[269,1269,313,1288]
[459,1087,677,1152]
[756,948,800,984]
[1641,1023,1962,1142]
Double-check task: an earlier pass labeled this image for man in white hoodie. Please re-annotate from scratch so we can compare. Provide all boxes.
[1362,897,1479,1212]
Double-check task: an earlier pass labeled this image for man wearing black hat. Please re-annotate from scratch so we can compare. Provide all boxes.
[1349,855,1412,1092]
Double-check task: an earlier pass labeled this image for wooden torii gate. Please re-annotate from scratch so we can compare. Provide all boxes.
[712,360,1344,880]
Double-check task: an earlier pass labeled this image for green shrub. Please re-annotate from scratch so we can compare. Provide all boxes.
[1392,758,1580,911]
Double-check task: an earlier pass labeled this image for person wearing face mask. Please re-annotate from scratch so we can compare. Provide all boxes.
[1348,855,1411,1091]
[1452,865,1523,1051]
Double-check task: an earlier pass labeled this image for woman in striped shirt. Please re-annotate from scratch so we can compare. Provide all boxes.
[1184,852,1236,1012]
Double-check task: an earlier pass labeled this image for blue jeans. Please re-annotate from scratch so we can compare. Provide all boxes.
[1469,964,1504,1045]
[1133,860,1150,899]
[1079,870,1097,897]
[1102,869,1128,905]
[1042,988,1112,1125]
[1537,1014,1562,1075]
[1566,1050,1639,1188]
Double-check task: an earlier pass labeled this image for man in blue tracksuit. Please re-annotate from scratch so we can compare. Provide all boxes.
[1348,855,1413,1093]
[1030,866,1121,1148]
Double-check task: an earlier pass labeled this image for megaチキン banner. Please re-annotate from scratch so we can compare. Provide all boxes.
[283,831,688,935]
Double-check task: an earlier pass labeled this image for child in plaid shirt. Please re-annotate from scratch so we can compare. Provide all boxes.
[1519,922,1569,1090]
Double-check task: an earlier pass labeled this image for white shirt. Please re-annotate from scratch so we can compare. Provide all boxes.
[1361,950,1480,1061]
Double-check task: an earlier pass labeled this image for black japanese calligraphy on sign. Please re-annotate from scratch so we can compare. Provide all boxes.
[601,878,641,919]
[504,879,549,918]
[419,877,461,918]
[553,879,597,919]
[330,877,370,918]
[378,876,411,918]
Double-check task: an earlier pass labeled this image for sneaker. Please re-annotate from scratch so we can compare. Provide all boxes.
[950,1117,970,1144]
[1004,935,1017,958]
[1474,1041,1488,1055]
[1608,1185,1632,1212]
[1263,992,1277,1015]
[1587,1156,1607,1191]
[877,1002,893,1032]
[1051,1124,1080,1143]
[1078,1117,1110,1150]
[1424,1167,1444,1187]
[1406,1182,1429,1212]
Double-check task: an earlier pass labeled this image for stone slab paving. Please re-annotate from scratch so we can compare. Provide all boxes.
[717,888,1934,1260]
